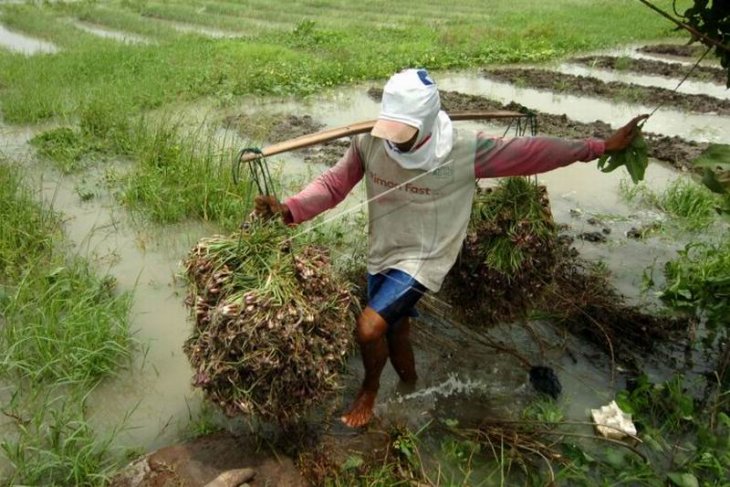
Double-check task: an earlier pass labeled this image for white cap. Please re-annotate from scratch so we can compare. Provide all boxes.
[371,69,441,143]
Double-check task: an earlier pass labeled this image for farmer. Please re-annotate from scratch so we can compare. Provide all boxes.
[255,68,647,428]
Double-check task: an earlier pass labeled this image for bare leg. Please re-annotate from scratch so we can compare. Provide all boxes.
[341,307,388,428]
[387,317,417,384]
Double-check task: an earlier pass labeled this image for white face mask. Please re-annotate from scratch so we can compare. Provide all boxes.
[384,111,454,172]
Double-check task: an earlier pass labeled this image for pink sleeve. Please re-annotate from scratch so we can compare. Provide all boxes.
[474,133,605,178]
[283,142,364,223]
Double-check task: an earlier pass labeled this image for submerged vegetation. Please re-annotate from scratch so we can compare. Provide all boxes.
[620,177,721,230]
[0,163,134,484]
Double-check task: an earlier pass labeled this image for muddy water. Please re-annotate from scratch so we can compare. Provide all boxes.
[0,23,57,54]
[0,135,215,451]
[43,178,217,450]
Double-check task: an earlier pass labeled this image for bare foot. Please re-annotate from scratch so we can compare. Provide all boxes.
[341,390,377,428]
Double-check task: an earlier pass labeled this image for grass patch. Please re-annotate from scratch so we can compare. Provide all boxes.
[0,163,133,386]
[620,178,720,230]
[30,127,90,173]
[660,238,730,327]
[1,390,124,486]
[114,117,255,229]
[0,263,132,385]
[0,161,61,280]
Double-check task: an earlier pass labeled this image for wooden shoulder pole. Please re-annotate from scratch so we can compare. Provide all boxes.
[238,110,527,162]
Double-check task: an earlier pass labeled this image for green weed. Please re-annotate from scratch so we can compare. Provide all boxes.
[118,118,256,230]
[0,162,60,280]
[614,374,730,487]
[619,178,719,230]
[1,390,123,486]
[183,401,225,440]
[0,161,134,485]
[0,262,133,385]
[613,55,633,71]
[660,238,730,327]
[522,397,564,424]
[30,127,89,173]
[660,179,718,227]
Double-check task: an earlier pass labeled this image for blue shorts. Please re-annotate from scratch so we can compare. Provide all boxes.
[367,269,427,326]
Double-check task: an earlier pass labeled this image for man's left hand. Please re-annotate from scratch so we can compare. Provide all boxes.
[604,114,649,153]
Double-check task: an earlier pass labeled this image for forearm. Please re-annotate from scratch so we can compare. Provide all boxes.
[283,143,364,223]
[475,134,605,178]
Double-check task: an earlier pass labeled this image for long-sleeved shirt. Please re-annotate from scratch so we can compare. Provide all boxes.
[285,129,604,291]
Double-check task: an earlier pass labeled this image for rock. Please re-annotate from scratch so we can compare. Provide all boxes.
[578,231,607,243]
[204,468,255,487]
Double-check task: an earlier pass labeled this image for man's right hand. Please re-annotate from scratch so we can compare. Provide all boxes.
[253,195,292,223]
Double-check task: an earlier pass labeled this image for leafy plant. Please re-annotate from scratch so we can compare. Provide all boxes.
[522,397,564,424]
[598,125,649,184]
[691,143,730,216]
[660,239,730,327]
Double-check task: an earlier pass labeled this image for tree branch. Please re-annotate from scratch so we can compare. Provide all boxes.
[636,0,730,54]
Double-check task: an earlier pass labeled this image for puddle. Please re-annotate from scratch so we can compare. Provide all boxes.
[0,23,57,55]
[72,21,149,44]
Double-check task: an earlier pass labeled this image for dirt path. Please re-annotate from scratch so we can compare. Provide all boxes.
[569,55,726,85]
[483,68,730,115]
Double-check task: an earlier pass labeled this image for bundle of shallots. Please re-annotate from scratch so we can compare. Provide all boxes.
[182,221,355,424]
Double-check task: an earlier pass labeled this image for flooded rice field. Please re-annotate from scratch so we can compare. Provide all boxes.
[1,33,728,483]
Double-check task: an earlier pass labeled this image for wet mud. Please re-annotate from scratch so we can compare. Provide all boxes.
[638,43,709,59]
[223,113,349,166]
[110,431,306,487]
[482,68,730,115]
[569,55,727,85]
[543,253,692,369]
